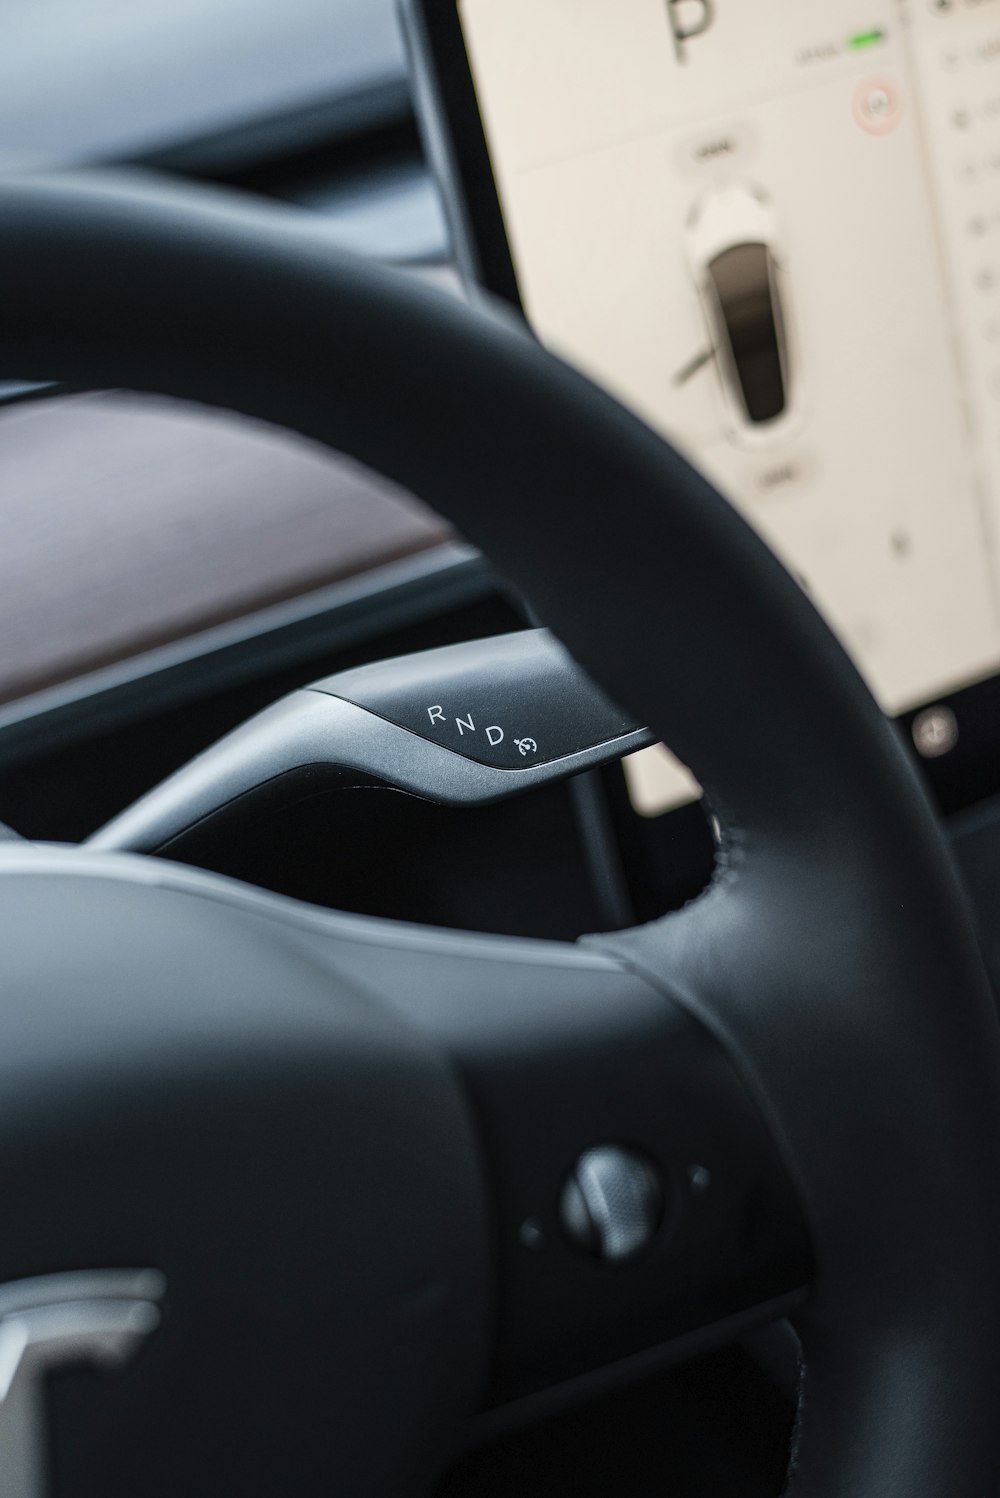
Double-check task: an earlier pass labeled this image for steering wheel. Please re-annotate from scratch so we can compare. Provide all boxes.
[0,173,998,1498]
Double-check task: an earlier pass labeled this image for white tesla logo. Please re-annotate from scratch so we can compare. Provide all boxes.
[0,1269,165,1498]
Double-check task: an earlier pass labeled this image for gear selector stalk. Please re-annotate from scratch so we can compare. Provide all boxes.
[88,630,654,856]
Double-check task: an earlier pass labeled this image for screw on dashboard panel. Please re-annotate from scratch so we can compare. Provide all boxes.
[912,705,958,759]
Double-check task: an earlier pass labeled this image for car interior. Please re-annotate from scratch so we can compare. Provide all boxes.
[3,2,1000,1495]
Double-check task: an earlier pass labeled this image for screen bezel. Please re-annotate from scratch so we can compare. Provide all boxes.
[401,0,524,306]
[401,0,1000,821]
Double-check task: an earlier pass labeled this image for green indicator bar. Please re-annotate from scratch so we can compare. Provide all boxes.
[848,27,886,50]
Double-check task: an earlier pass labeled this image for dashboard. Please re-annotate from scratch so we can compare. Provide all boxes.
[0,391,448,705]
[410,0,1000,813]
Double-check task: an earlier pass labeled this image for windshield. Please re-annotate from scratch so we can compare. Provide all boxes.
[0,0,404,168]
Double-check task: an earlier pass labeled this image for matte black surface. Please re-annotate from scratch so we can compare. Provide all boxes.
[436,1348,793,1498]
[158,777,612,939]
[1,174,1000,1498]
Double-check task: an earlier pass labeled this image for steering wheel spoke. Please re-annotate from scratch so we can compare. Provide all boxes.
[0,844,809,1473]
[301,875,811,1407]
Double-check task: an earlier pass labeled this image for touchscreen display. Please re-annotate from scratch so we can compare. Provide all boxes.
[455,0,1000,810]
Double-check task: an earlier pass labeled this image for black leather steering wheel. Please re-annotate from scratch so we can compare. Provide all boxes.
[1,173,999,1498]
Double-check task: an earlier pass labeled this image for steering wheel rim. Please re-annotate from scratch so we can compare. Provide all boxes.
[1,171,1000,1497]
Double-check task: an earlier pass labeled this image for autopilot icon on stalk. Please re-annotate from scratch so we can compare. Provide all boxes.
[687,186,799,442]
